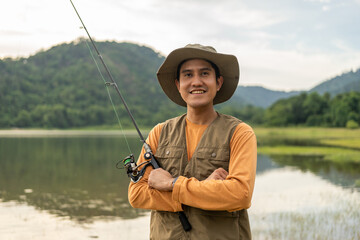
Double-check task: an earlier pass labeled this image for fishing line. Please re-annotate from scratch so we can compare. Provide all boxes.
[70,0,191,231]
[70,0,158,168]
[83,39,132,154]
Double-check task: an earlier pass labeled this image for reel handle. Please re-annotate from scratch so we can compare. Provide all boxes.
[144,152,160,169]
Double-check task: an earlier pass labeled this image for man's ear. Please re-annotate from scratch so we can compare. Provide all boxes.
[175,79,180,91]
[216,76,224,92]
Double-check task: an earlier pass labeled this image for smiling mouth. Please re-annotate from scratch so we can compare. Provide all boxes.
[190,90,206,94]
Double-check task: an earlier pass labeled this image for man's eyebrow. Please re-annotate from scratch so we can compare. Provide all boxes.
[180,67,212,73]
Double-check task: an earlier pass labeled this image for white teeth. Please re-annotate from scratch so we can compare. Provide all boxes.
[191,90,204,94]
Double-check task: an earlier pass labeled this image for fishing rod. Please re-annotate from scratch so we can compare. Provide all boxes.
[69,0,159,183]
[69,0,191,231]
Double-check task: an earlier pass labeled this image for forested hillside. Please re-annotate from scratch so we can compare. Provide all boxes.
[0,39,184,128]
[232,68,360,108]
[261,68,360,127]
[310,69,360,95]
[1,39,360,129]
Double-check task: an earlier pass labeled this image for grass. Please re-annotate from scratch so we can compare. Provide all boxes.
[251,207,360,240]
[254,127,360,139]
[258,145,360,163]
[320,139,360,149]
[254,127,360,164]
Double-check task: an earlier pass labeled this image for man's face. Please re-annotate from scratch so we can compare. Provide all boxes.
[175,59,223,110]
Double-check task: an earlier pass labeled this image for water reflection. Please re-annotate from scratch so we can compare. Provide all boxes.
[250,168,360,240]
[256,154,281,175]
[269,155,360,189]
[1,135,360,224]
[0,136,145,222]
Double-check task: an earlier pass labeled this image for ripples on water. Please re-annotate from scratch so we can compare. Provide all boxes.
[250,163,360,240]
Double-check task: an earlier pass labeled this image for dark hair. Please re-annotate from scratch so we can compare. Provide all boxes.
[176,59,221,81]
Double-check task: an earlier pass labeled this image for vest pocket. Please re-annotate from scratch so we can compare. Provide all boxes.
[194,147,230,180]
[150,211,187,240]
[154,146,184,176]
[186,208,245,240]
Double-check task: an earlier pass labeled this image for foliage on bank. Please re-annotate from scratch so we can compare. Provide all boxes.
[264,91,360,128]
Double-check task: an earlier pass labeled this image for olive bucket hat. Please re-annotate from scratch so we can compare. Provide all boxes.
[157,44,239,107]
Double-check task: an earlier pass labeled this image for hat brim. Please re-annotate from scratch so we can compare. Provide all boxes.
[157,47,239,107]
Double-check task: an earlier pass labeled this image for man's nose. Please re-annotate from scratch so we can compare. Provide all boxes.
[191,73,202,85]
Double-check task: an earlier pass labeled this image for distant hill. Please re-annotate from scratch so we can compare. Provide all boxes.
[231,86,301,108]
[1,38,359,128]
[309,69,360,95]
[237,69,360,108]
[0,38,184,128]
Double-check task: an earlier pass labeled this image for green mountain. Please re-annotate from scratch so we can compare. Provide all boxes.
[0,39,184,128]
[309,69,360,95]
[1,39,359,128]
[235,69,360,108]
[231,86,301,108]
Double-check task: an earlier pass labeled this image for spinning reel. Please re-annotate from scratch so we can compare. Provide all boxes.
[118,153,153,183]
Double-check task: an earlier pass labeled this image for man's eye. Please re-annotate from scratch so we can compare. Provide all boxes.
[202,72,209,76]
[184,73,192,77]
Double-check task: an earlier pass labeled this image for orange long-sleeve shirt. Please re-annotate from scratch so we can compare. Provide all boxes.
[128,119,257,212]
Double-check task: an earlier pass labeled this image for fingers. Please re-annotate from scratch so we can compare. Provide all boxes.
[214,168,229,180]
[148,168,174,191]
[205,168,229,181]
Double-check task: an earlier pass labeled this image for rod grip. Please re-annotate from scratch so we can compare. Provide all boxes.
[178,212,192,231]
[150,155,160,169]
[150,153,192,231]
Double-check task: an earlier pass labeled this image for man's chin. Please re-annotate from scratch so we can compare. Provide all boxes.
[186,102,213,109]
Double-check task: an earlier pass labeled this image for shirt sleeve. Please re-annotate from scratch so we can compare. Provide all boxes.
[127,123,183,212]
[171,122,257,211]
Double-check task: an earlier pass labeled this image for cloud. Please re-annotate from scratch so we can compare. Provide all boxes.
[322,5,331,11]
[304,0,331,3]
[218,36,360,90]
[0,30,28,36]
[1,0,360,91]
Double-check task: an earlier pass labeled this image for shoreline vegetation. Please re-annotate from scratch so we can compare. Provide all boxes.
[1,127,359,164]
[255,127,360,164]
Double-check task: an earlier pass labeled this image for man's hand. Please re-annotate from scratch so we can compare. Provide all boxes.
[148,168,174,191]
[205,168,229,181]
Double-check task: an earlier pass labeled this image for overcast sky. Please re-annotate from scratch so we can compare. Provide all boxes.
[1,0,360,91]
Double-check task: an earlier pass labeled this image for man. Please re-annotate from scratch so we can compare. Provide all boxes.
[128,44,257,240]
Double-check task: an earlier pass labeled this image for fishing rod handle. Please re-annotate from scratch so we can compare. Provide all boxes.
[144,153,191,231]
[179,212,192,231]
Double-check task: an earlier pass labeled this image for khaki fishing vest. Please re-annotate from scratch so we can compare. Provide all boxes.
[150,113,251,240]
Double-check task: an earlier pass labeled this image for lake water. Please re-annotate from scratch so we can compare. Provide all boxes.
[0,131,359,240]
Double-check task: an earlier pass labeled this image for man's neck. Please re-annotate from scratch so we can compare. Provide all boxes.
[186,106,218,125]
